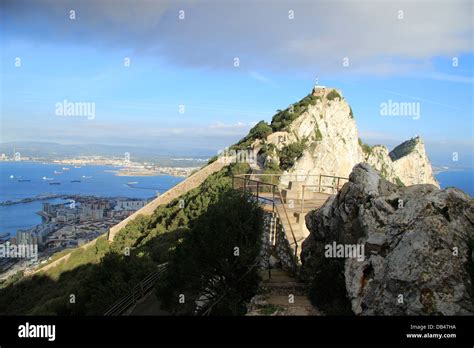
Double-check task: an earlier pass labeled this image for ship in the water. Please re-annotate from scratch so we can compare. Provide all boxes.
[42,176,53,180]
[70,180,81,183]
[0,232,10,242]
[18,179,31,182]
[49,182,61,185]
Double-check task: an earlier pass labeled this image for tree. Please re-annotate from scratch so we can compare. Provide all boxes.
[156,189,263,315]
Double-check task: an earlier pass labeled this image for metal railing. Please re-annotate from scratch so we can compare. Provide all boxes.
[103,263,168,316]
[300,175,348,213]
[233,172,349,252]
[236,173,348,189]
[236,173,322,189]
[235,173,348,212]
[232,176,299,263]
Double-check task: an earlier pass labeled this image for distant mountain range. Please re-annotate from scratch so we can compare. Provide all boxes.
[0,141,211,165]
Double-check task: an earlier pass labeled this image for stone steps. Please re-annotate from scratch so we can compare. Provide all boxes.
[247,268,319,316]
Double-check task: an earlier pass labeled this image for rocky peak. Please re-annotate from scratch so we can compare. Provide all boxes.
[389,136,422,161]
[301,163,474,315]
[253,87,439,188]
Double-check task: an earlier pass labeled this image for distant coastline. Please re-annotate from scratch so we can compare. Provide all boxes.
[432,165,474,175]
[1,158,200,178]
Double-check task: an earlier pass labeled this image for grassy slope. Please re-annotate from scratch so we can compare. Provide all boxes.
[0,163,251,315]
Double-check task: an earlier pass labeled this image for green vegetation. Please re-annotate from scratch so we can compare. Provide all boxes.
[207,155,218,164]
[156,189,263,315]
[394,177,405,187]
[349,106,354,118]
[0,163,256,315]
[260,304,284,315]
[389,137,420,161]
[231,121,272,150]
[314,126,323,141]
[32,248,72,272]
[261,161,282,186]
[358,138,373,156]
[326,90,341,101]
[270,94,321,131]
[264,161,281,172]
[258,142,277,160]
[247,121,273,140]
[278,138,308,171]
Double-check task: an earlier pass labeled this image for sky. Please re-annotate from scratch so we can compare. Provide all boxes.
[1,0,473,165]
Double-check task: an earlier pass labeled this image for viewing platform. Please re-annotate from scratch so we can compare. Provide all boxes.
[233,172,348,264]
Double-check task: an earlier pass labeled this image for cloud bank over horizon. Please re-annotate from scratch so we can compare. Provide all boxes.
[3,0,473,75]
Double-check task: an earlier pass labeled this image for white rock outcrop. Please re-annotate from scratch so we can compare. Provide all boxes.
[302,163,474,315]
[261,87,439,188]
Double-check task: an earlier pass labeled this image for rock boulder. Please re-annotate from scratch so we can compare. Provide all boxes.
[301,163,474,315]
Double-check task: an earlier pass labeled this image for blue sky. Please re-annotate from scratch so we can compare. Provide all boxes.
[1,0,473,165]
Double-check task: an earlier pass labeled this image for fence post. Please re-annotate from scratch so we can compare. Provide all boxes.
[272,185,275,212]
[301,186,305,214]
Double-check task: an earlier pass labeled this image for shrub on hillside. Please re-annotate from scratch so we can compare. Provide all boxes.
[278,139,308,171]
[270,94,320,131]
[156,189,263,315]
[326,90,341,101]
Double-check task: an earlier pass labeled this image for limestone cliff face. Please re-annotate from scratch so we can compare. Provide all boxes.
[262,87,439,188]
[389,137,438,186]
[276,87,362,185]
[301,163,474,315]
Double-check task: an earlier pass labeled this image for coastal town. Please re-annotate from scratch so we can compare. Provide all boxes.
[0,151,204,282]
[0,195,151,281]
[0,152,201,177]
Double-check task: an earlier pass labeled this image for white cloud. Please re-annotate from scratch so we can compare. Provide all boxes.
[4,0,473,75]
[249,71,278,87]
[421,72,474,84]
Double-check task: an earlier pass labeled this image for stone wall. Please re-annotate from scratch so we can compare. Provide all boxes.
[30,160,227,276]
[107,160,227,241]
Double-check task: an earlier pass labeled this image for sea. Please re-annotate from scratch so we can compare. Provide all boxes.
[0,162,183,238]
[0,162,472,239]
[435,170,474,197]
